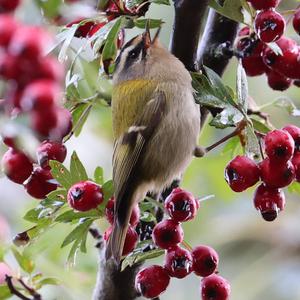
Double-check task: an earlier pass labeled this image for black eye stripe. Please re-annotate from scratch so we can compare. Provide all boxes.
[124,41,144,69]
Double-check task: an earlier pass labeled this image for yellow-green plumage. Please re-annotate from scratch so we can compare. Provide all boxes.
[112,79,158,138]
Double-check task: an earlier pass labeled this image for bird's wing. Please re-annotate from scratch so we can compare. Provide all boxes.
[112,90,167,208]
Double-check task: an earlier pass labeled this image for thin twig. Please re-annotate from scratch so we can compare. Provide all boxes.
[5,276,31,300]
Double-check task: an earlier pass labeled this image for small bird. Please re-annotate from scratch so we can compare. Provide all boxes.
[105,26,200,263]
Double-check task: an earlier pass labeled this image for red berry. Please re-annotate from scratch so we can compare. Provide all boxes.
[24,167,58,199]
[165,188,198,222]
[266,69,292,91]
[37,57,64,82]
[253,183,285,221]
[192,245,219,277]
[201,274,231,300]
[8,26,52,61]
[264,129,294,162]
[0,53,18,80]
[282,124,300,151]
[224,155,260,192]
[238,26,250,37]
[152,219,183,249]
[106,1,120,15]
[164,245,193,278]
[30,108,58,137]
[20,80,60,112]
[67,181,103,211]
[0,0,21,13]
[104,225,138,256]
[0,262,12,285]
[238,38,267,76]
[135,265,170,299]
[105,197,140,226]
[0,15,19,48]
[293,9,300,35]
[1,148,33,184]
[36,140,67,168]
[260,158,295,188]
[254,10,285,43]
[248,0,280,10]
[262,37,300,79]
[49,107,72,141]
[292,152,300,182]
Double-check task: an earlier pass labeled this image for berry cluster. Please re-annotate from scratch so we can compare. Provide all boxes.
[135,188,230,300]
[225,125,300,221]
[0,4,71,200]
[238,0,300,90]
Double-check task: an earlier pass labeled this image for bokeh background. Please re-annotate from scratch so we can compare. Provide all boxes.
[1,0,300,299]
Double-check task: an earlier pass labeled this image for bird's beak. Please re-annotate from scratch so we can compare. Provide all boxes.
[142,21,151,49]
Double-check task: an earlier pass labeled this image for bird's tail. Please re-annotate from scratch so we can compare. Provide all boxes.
[105,186,141,264]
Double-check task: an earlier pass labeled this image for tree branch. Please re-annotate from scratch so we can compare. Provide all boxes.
[170,0,209,71]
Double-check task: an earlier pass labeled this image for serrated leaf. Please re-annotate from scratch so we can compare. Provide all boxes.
[237,61,248,113]
[61,219,93,248]
[209,0,244,23]
[244,124,262,160]
[121,248,164,271]
[12,248,35,274]
[55,209,100,223]
[102,17,124,63]
[46,189,67,203]
[210,106,244,129]
[134,18,163,29]
[94,167,104,185]
[70,151,88,183]
[49,161,73,189]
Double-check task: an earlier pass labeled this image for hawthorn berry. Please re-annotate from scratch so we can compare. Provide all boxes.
[253,183,285,221]
[135,265,170,299]
[293,9,300,35]
[1,148,33,184]
[201,274,231,300]
[50,107,72,141]
[192,245,219,277]
[292,152,300,182]
[266,70,292,91]
[260,158,295,188]
[36,140,67,168]
[105,197,140,226]
[37,57,64,83]
[152,219,184,249]
[282,124,300,151]
[264,129,294,162]
[20,80,60,112]
[0,15,19,48]
[248,0,280,10]
[254,10,285,43]
[0,0,21,13]
[164,245,193,278]
[262,37,300,79]
[104,225,138,256]
[165,188,198,222]
[67,181,103,211]
[24,167,58,199]
[224,155,260,192]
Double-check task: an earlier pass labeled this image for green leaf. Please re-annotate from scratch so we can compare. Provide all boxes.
[12,248,35,274]
[244,124,262,160]
[46,189,67,203]
[70,151,89,183]
[209,0,244,23]
[125,0,144,9]
[102,17,124,63]
[236,61,248,113]
[209,106,244,129]
[0,286,11,299]
[140,211,157,223]
[49,161,73,189]
[57,25,78,62]
[37,277,60,286]
[288,182,300,194]
[121,248,164,271]
[222,136,242,157]
[251,118,272,134]
[134,18,163,29]
[94,167,104,185]
[61,219,93,248]
[102,180,114,202]
[151,0,170,4]
[55,209,101,223]
[71,103,93,137]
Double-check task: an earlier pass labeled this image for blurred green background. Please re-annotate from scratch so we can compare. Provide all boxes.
[1,0,300,299]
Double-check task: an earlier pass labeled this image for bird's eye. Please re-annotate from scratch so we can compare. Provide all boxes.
[128,50,139,59]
